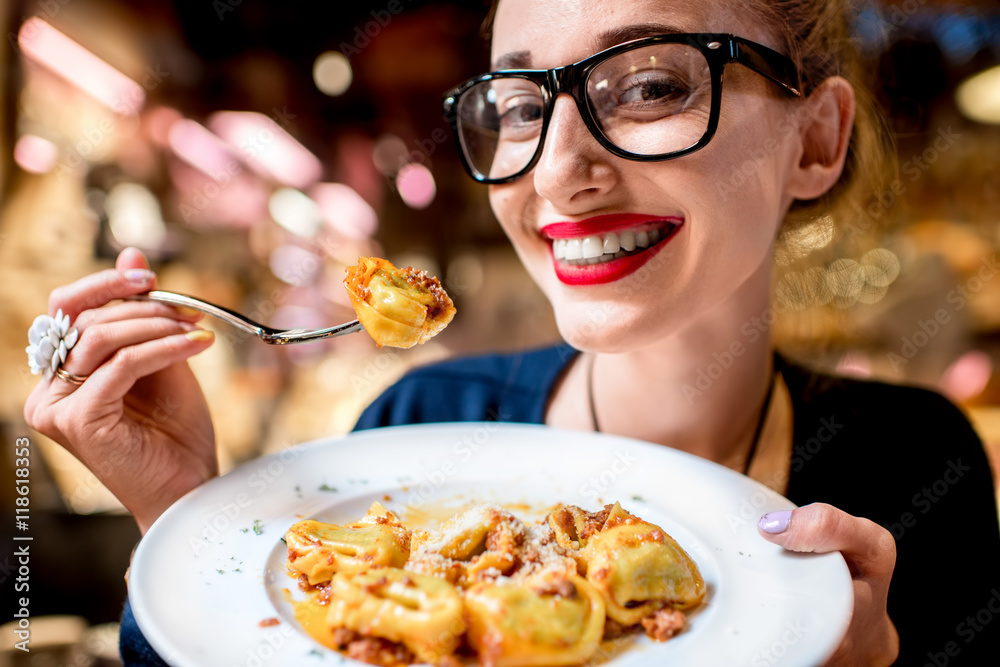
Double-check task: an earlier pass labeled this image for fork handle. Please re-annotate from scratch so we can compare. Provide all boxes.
[133,291,365,345]
[133,290,275,337]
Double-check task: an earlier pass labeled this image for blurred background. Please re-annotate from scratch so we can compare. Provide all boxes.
[0,0,998,663]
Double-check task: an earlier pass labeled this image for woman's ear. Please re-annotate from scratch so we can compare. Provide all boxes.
[785,76,856,201]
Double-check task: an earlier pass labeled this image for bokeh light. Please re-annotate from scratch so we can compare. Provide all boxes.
[209,111,323,189]
[826,258,865,298]
[310,183,378,240]
[269,245,321,286]
[396,163,436,209]
[106,183,168,249]
[312,51,353,97]
[860,248,901,288]
[372,134,409,176]
[268,188,323,238]
[956,64,1000,125]
[13,134,58,174]
[18,17,145,113]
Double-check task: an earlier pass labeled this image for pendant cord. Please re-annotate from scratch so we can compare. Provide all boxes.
[587,352,602,433]
[586,352,775,475]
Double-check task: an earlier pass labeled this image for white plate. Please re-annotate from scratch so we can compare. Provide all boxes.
[130,422,852,667]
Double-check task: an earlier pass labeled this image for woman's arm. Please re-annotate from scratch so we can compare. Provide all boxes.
[23,248,217,535]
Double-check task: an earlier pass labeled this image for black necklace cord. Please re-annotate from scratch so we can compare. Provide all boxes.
[586,352,776,475]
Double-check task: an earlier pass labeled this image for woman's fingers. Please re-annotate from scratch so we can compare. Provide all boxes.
[59,317,202,377]
[74,300,203,330]
[757,503,896,580]
[79,329,215,402]
[758,503,899,666]
[115,246,151,272]
[48,267,157,321]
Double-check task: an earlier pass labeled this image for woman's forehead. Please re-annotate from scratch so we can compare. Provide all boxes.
[490,0,773,68]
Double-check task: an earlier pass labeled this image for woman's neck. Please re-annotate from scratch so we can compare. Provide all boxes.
[548,259,776,470]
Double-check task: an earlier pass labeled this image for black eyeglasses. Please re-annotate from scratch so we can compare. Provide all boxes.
[442,33,802,184]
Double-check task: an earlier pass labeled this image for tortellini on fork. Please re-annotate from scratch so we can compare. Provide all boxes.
[344,256,456,349]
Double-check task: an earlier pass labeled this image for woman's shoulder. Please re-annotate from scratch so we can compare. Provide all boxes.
[778,352,992,515]
[354,342,578,429]
[778,353,976,439]
[398,342,577,386]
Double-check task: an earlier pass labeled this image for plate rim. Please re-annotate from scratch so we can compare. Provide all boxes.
[130,421,853,666]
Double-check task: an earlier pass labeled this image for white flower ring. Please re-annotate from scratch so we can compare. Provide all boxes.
[26,308,80,378]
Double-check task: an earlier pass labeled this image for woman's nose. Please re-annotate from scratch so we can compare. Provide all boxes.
[531,94,617,210]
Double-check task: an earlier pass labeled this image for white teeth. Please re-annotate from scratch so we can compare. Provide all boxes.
[619,230,636,252]
[551,224,674,264]
[581,236,603,259]
[602,233,620,254]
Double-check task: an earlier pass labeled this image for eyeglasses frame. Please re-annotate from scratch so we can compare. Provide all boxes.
[442,33,803,184]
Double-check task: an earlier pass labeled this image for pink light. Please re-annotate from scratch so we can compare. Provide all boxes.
[941,351,992,402]
[208,111,322,189]
[145,107,183,147]
[309,183,378,240]
[18,17,145,113]
[14,134,58,174]
[396,163,436,210]
[836,352,872,379]
[169,160,269,229]
[168,119,241,178]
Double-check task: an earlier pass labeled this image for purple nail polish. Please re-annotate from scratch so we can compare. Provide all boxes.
[123,269,155,284]
[759,510,792,534]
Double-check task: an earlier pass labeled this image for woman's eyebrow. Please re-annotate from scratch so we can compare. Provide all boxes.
[492,51,531,71]
[596,23,686,49]
[490,23,686,71]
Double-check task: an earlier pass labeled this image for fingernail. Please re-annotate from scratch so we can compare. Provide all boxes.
[175,306,202,317]
[185,329,214,342]
[759,510,792,534]
[123,268,155,284]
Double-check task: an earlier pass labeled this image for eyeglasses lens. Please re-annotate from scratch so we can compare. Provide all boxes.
[455,43,712,181]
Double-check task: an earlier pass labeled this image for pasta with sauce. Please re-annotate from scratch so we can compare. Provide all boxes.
[285,501,704,666]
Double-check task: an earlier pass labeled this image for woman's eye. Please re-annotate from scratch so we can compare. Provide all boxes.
[499,96,543,126]
[616,73,688,107]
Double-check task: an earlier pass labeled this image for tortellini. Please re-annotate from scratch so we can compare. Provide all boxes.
[344,256,456,348]
[464,573,605,667]
[285,502,410,586]
[287,500,704,666]
[326,568,465,664]
[580,503,706,625]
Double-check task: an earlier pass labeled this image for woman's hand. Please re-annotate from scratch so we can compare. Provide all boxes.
[24,248,218,535]
[758,503,899,666]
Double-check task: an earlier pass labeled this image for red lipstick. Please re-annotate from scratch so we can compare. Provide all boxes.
[540,213,684,286]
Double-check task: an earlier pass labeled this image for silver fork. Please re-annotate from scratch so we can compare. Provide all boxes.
[131,290,363,345]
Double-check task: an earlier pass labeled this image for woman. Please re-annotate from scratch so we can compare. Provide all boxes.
[24,0,1000,665]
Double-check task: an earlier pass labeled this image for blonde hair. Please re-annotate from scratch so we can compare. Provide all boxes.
[481,0,895,230]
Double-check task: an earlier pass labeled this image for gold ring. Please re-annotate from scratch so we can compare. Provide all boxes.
[55,367,88,385]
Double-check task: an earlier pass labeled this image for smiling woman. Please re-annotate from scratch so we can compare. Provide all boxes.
[19,0,1000,666]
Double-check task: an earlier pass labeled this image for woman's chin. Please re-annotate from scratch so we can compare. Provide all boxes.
[553,306,675,354]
